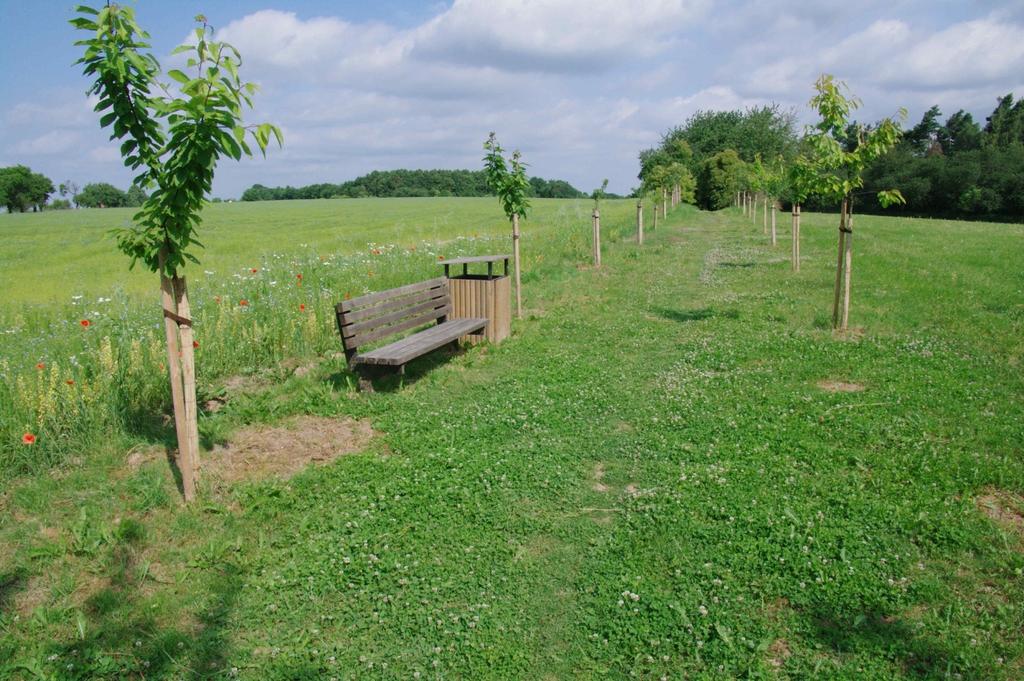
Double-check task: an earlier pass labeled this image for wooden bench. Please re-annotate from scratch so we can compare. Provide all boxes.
[335,277,487,391]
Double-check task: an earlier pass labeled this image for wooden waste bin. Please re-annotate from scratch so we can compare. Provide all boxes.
[439,254,511,344]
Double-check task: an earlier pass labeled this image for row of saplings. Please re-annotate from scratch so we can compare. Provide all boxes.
[73,4,903,503]
[731,76,905,332]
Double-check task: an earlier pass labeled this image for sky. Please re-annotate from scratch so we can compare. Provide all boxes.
[2,0,1024,198]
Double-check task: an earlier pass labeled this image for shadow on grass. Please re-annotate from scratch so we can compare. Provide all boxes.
[0,567,28,615]
[326,343,468,394]
[652,306,740,323]
[44,530,242,680]
[804,604,959,678]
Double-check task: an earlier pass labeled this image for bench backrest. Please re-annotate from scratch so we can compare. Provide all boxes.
[335,277,451,358]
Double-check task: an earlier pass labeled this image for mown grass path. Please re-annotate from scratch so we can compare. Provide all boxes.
[2,206,1022,680]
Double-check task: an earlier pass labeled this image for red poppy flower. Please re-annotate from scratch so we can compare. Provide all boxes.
[299,304,306,312]
[251,268,258,274]
[35,362,45,370]
[239,299,249,306]
[192,340,200,349]
[437,255,444,260]
[214,296,222,304]
[80,319,91,328]
[22,433,36,445]
[66,380,75,386]
[296,273,303,280]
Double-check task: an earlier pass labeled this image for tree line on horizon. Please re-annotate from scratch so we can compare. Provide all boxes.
[639,94,1024,222]
[240,168,597,202]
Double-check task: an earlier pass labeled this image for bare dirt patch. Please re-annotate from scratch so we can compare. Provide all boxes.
[204,416,377,483]
[767,638,792,669]
[514,535,564,562]
[976,488,1024,536]
[14,575,50,616]
[817,380,866,393]
[591,462,610,493]
[624,483,640,496]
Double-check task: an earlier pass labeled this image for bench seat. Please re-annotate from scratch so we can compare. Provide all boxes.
[355,317,487,366]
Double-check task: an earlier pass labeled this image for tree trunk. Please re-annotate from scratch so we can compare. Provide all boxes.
[832,198,848,329]
[652,199,658,230]
[770,202,776,246]
[512,212,522,318]
[158,251,198,502]
[752,193,757,224]
[636,201,644,245]
[592,208,601,267]
[841,204,853,331]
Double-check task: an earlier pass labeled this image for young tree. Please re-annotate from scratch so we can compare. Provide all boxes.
[753,154,786,245]
[483,132,530,318]
[803,75,904,332]
[74,4,281,501]
[784,155,816,271]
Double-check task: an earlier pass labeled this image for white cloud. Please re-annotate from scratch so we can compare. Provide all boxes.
[3,1,1023,198]
[411,0,710,72]
[14,130,82,155]
[883,18,1024,89]
[215,10,395,70]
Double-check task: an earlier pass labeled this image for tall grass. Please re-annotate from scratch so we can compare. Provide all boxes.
[0,197,654,477]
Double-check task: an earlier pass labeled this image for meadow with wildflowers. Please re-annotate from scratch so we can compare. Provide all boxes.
[1,199,1023,679]
[0,197,638,476]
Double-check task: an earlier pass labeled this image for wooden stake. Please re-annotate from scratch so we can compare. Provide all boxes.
[652,199,658,230]
[791,204,798,271]
[636,201,644,245]
[770,202,777,246]
[841,206,853,330]
[662,188,667,219]
[592,208,601,267]
[832,198,848,329]
[158,251,195,502]
[795,204,801,272]
[173,274,201,487]
[762,195,768,234]
[512,212,522,319]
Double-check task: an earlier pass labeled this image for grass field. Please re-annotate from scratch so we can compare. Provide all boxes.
[0,198,637,305]
[1,200,1023,679]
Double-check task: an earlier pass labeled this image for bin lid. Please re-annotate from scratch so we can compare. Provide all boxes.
[437,254,511,266]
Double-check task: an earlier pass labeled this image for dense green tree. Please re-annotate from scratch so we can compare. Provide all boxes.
[984,94,1024,147]
[77,182,127,208]
[937,110,982,154]
[697,149,746,210]
[0,165,55,212]
[904,105,943,155]
[657,105,797,171]
[125,184,148,207]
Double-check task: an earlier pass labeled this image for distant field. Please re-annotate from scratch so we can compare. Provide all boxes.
[0,197,638,306]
